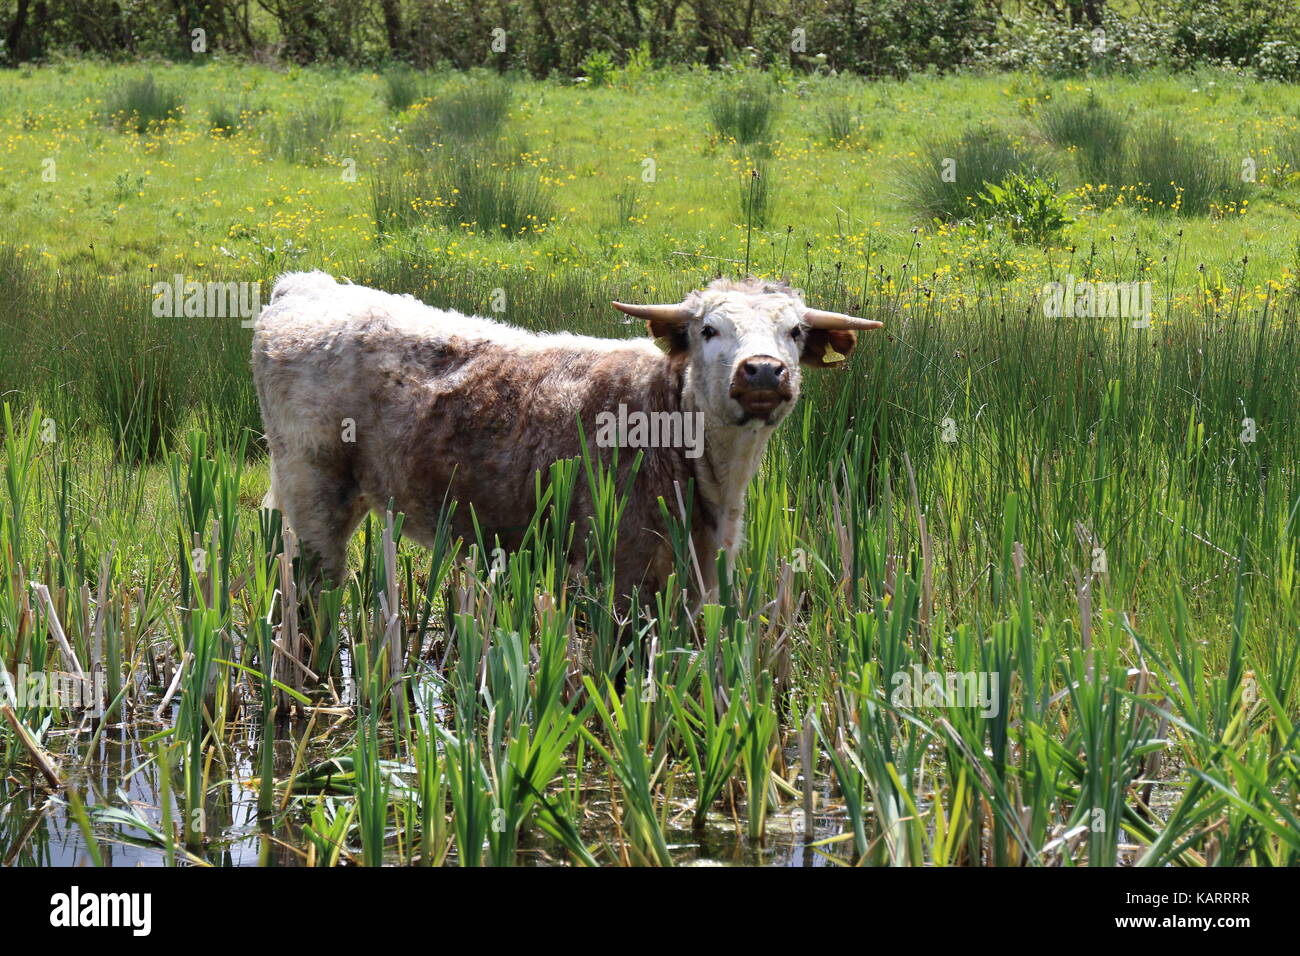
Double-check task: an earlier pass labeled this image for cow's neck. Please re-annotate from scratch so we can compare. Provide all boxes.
[681,387,777,592]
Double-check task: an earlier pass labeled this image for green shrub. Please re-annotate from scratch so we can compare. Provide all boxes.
[579,50,617,87]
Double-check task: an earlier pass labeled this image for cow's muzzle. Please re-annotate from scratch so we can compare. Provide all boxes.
[730,356,793,420]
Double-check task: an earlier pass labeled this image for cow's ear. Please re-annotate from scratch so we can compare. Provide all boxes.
[647,320,690,356]
[800,329,857,367]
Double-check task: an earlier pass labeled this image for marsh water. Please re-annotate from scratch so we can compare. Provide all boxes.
[1,684,855,868]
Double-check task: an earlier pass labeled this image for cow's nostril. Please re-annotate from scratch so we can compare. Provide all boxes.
[741,358,785,387]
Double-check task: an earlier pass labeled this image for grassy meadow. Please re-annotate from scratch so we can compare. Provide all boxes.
[1,58,1299,866]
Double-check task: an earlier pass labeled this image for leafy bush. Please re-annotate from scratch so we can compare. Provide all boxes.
[974,173,1073,243]
[579,50,617,86]
[1166,0,1278,68]
[1254,40,1300,81]
[972,10,1176,75]
[803,0,994,77]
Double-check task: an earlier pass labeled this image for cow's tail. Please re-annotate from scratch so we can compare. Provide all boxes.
[262,455,281,513]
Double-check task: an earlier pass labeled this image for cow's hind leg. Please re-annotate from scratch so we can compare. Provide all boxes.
[266,453,368,589]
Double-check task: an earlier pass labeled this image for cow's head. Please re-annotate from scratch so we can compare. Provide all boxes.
[614,278,884,427]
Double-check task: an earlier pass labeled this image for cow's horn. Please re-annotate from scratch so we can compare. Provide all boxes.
[612,301,693,324]
[802,308,885,331]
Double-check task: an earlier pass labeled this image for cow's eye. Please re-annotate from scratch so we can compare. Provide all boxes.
[790,327,803,340]
[700,326,718,341]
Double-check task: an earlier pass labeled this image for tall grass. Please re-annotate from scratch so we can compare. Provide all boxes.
[207,97,266,135]
[0,249,256,462]
[819,100,861,146]
[407,79,511,149]
[1273,126,1300,177]
[1040,102,1250,213]
[737,161,775,231]
[371,149,552,239]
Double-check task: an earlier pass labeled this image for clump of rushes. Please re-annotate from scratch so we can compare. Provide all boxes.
[1037,94,1128,185]
[264,99,344,164]
[370,148,553,240]
[207,96,266,135]
[708,73,778,146]
[1122,119,1250,215]
[382,67,429,112]
[103,74,182,133]
[407,77,511,148]
[819,100,861,146]
[433,150,554,238]
[899,125,1049,222]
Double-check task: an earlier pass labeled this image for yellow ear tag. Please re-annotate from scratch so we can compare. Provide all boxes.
[822,345,846,364]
